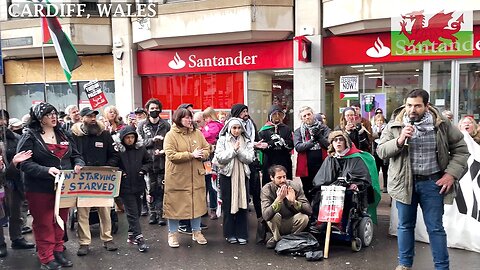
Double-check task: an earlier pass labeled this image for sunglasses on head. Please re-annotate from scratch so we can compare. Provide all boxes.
[333,137,345,142]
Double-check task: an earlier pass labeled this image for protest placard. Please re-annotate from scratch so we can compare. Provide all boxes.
[84,80,108,109]
[60,166,121,199]
[318,185,346,223]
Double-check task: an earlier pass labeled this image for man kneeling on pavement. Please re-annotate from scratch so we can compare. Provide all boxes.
[261,165,312,248]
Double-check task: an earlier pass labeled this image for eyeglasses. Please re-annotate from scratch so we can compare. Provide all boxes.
[333,137,345,142]
[45,112,57,118]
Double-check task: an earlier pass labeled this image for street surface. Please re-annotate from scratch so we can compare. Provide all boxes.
[1,193,479,270]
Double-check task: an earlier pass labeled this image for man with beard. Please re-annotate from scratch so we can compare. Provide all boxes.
[230,104,267,221]
[137,98,170,226]
[71,107,119,256]
[293,106,330,202]
[377,89,469,270]
[258,105,294,186]
[0,110,35,258]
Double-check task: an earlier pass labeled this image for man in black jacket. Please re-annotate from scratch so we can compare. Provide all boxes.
[258,105,294,186]
[136,98,170,226]
[71,107,119,256]
[0,109,35,258]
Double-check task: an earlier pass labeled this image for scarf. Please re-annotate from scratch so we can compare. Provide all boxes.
[403,111,435,138]
[243,118,256,143]
[229,135,248,214]
[299,120,321,150]
[333,147,350,158]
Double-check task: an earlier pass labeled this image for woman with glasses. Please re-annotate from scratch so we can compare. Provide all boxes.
[17,103,84,270]
[312,131,381,225]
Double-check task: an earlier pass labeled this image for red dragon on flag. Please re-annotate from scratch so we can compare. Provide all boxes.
[399,10,464,51]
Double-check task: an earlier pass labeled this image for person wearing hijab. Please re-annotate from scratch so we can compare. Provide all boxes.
[213,118,255,244]
[17,102,84,270]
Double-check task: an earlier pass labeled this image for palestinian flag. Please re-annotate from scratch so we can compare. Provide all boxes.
[41,3,82,85]
[340,92,358,100]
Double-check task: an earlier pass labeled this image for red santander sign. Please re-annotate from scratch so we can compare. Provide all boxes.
[138,41,293,75]
[323,26,480,66]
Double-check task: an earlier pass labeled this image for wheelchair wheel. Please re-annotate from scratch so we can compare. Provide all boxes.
[358,217,373,247]
[351,237,362,252]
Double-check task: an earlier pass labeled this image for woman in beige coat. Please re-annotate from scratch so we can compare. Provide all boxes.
[163,108,210,248]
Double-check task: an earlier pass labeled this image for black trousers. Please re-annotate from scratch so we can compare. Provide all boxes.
[248,164,262,219]
[219,174,248,239]
[146,172,164,217]
[120,192,143,237]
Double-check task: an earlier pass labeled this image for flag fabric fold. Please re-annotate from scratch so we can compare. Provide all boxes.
[41,3,82,85]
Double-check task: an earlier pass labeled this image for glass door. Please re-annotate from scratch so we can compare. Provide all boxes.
[454,61,480,123]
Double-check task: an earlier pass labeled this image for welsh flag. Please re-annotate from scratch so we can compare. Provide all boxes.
[41,2,82,85]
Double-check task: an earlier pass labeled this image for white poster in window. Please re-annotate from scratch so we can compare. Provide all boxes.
[340,75,359,93]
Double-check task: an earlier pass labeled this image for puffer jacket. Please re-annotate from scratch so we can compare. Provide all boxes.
[111,126,152,195]
[377,105,469,204]
[213,119,255,177]
[202,120,224,145]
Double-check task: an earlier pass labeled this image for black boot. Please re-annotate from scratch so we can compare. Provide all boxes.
[54,251,73,267]
[40,260,61,270]
[148,213,158,224]
[0,243,7,257]
[11,238,36,249]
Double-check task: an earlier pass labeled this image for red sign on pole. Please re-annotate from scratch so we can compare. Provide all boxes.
[317,186,346,223]
[84,81,108,109]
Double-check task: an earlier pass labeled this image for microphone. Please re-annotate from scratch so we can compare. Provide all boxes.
[404,120,415,146]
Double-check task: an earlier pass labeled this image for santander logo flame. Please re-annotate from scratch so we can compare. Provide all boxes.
[366,37,391,58]
[168,53,186,69]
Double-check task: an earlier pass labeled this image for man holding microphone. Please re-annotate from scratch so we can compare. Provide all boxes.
[377,89,469,270]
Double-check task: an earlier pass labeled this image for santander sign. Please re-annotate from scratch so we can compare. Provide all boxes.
[137,41,293,75]
[168,51,258,70]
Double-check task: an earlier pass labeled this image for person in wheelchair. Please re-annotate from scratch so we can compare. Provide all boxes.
[311,130,381,233]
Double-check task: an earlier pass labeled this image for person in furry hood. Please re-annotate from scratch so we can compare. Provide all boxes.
[111,125,152,252]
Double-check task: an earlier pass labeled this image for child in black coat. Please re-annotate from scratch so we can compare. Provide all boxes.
[113,126,152,252]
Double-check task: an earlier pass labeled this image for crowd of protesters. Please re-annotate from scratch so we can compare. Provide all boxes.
[0,88,471,270]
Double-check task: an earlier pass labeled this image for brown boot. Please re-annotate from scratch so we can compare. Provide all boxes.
[192,231,207,245]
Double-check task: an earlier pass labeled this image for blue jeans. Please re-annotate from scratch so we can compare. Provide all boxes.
[396,176,449,270]
[168,217,201,233]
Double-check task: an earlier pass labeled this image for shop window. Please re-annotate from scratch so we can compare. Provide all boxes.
[458,62,480,122]
[5,80,115,119]
[141,72,244,111]
[6,84,44,119]
[430,61,452,117]
[325,63,422,125]
[247,70,294,128]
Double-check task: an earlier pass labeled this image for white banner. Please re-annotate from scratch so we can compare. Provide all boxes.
[389,132,480,253]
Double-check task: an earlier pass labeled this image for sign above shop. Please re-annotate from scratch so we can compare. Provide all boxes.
[294,36,312,62]
[323,26,480,66]
[137,41,293,75]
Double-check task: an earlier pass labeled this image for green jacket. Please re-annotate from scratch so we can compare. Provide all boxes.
[377,105,469,205]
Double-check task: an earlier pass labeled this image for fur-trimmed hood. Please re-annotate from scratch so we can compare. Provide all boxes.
[112,126,144,152]
[71,120,106,137]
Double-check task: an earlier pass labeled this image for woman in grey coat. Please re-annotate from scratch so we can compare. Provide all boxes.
[214,118,255,244]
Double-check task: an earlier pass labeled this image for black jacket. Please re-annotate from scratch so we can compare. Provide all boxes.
[136,118,170,173]
[71,122,118,166]
[2,128,22,192]
[17,128,85,194]
[258,123,294,179]
[111,126,153,194]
